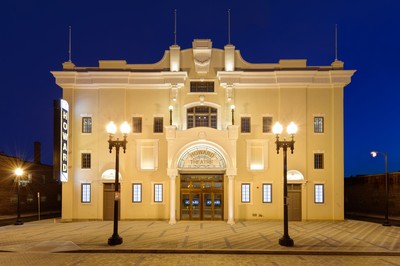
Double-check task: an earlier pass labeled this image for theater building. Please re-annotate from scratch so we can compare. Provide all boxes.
[52,39,355,224]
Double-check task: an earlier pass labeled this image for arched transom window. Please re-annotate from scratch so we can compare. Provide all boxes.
[187,106,217,129]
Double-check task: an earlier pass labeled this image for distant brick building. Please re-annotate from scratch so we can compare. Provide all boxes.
[345,173,400,217]
[0,142,61,216]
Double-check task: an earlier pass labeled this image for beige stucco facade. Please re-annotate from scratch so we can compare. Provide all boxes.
[52,39,355,223]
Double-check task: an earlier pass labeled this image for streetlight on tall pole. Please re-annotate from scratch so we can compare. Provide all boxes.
[106,121,131,246]
[14,168,24,225]
[371,151,391,226]
[272,121,298,247]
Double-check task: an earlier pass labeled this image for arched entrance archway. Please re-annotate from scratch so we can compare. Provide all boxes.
[177,145,226,221]
[167,137,237,225]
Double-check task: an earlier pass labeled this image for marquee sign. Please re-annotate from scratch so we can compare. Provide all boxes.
[178,145,226,169]
[60,99,69,182]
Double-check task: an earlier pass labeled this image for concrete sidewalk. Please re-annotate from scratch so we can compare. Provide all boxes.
[0,219,399,255]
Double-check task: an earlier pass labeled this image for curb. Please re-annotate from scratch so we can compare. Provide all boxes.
[59,249,400,256]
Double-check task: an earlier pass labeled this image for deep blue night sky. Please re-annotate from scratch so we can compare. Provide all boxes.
[1,0,399,177]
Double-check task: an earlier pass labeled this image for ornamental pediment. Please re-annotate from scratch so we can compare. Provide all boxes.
[193,39,212,74]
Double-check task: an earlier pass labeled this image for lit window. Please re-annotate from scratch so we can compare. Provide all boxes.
[81,153,91,169]
[153,117,163,133]
[132,117,142,133]
[262,117,273,133]
[187,106,217,129]
[314,117,324,133]
[81,183,91,203]
[263,184,272,203]
[132,183,142,203]
[241,183,250,203]
[190,81,214,92]
[154,184,163,202]
[241,117,251,133]
[314,153,324,169]
[82,117,92,133]
[314,184,324,204]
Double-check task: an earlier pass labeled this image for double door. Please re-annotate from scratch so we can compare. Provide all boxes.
[181,192,223,220]
[180,174,224,221]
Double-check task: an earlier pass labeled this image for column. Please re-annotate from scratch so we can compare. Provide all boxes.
[169,174,177,225]
[227,175,235,225]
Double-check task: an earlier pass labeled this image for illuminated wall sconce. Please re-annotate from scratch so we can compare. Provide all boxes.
[230,105,235,125]
[169,105,173,125]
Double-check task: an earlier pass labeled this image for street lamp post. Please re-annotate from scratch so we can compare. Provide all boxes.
[106,121,131,246]
[371,151,391,226]
[14,168,24,225]
[272,121,298,247]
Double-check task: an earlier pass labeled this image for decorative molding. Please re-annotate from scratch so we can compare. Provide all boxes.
[192,39,212,74]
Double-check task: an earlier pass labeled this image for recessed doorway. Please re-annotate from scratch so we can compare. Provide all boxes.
[180,174,224,221]
[287,184,302,221]
[103,183,120,221]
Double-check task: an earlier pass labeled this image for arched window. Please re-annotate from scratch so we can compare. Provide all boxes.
[187,106,217,129]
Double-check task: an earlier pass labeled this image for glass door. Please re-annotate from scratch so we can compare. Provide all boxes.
[191,193,201,220]
[181,194,190,220]
[181,193,201,220]
[213,193,223,220]
[203,193,212,220]
[180,174,224,221]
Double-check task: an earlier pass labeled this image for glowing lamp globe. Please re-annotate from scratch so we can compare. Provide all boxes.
[120,121,131,134]
[106,121,117,134]
[15,168,23,176]
[287,122,298,135]
[272,122,283,135]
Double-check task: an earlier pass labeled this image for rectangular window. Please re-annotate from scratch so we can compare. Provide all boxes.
[132,183,142,203]
[314,117,324,133]
[262,183,272,203]
[190,81,214,92]
[81,153,91,169]
[314,184,324,204]
[154,184,163,202]
[132,117,142,133]
[241,117,251,133]
[153,117,163,133]
[314,153,324,169]
[262,117,273,133]
[82,117,92,133]
[81,183,91,203]
[241,183,250,203]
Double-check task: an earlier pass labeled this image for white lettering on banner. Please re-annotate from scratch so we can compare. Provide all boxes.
[60,99,69,182]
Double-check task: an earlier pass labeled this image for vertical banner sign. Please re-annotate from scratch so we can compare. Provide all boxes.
[60,99,69,182]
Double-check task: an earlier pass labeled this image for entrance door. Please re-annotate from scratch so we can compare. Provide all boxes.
[180,174,224,221]
[287,184,302,221]
[103,183,120,221]
[203,193,223,220]
[181,193,201,220]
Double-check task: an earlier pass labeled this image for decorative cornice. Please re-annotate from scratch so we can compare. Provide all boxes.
[51,71,187,89]
[217,69,356,88]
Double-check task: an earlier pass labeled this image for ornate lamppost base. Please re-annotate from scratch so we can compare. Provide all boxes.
[108,235,123,246]
[279,236,294,247]
[14,220,24,225]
